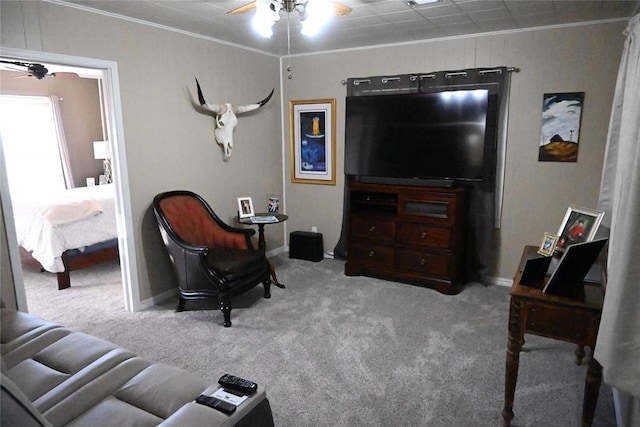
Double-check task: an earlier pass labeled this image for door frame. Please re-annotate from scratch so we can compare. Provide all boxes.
[0,47,141,312]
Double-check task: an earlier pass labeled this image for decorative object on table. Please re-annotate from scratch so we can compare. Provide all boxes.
[555,206,604,252]
[543,238,608,299]
[237,197,255,218]
[537,232,559,256]
[290,99,336,185]
[93,140,112,184]
[194,78,274,160]
[268,195,279,213]
[539,92,584,162]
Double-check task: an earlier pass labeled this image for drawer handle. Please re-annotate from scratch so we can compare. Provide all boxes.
[369,226,376,233]
[368,250,375,257]
[420,232,427,239]
[420,258,426,266]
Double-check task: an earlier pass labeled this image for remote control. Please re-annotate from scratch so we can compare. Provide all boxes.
[195,394,236,415]
[218,374,258,395]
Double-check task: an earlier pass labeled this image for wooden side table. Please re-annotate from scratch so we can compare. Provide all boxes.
[235,213,288,288]
[502,246,605,427]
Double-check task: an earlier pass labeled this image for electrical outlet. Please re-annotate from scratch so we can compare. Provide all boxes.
[311,226,318,233]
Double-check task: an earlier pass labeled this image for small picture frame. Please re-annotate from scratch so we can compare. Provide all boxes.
[555,206,604,252]
[537,232,559,256]
[237,197,254,218]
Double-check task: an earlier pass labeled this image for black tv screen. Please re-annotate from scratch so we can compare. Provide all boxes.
[345,89,494,182]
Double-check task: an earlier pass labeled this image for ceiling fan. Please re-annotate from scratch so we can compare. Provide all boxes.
[0,60,79,80]
[228,0,353,18]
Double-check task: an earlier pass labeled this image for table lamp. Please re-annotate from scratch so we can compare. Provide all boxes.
[93,140,112,184]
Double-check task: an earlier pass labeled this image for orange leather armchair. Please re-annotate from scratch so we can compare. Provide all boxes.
[153,190,271,327]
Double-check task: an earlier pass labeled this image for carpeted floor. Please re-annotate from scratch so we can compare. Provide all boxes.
[23,254,616,426]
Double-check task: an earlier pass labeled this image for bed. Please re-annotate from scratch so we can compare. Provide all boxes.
[13,184,119,290]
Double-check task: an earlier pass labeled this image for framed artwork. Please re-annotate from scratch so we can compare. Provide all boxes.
[237,197,254,218]
[555,206,604,252]
[539,92,585,162]
[537,232,559,257]
[290,98,336,185]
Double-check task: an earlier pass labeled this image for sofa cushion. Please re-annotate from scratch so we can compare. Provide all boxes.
[5,330,132,405]
[44,357,209,426]
[1,309,61,355]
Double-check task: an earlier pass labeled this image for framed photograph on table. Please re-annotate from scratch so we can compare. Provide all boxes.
[537,232,559,256]
[555,206,604,252]
[237,197,254,219]
[290,98,336,185]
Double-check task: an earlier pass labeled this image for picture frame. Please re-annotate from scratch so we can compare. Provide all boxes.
[555,206,604,252]
[537,232,559,257]
[290,98,336,185]
[539,92,585,162]
[237,197,254,218]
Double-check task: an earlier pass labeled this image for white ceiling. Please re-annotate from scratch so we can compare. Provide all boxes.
[48,0,640,56]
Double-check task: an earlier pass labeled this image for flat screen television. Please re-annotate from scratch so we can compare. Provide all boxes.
[344,89,497,185]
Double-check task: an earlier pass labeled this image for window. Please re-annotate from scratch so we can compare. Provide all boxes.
[0,95,69,199]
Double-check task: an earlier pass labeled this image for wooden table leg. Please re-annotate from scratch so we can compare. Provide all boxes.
[503,298,524,426]
[270,263,286,289]
[582,350,602,427]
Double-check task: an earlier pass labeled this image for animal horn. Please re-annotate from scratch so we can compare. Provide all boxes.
[234,88,275,114]
[195,78,226,115]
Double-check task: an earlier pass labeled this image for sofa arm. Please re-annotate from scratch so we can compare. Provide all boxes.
[1,373,53,427]
[160,387,274,427]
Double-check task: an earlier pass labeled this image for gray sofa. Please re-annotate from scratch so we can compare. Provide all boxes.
[0,307,274,426]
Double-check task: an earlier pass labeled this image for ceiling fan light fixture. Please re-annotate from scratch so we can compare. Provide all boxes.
[301,0,332,36]
[252,0,280,38]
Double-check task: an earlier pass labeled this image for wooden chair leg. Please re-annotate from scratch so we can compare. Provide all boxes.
[177,298,186,312]
[263,278,271,299]
[219,296,232,327]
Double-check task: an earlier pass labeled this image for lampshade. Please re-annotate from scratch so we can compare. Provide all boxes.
[93,140,110,160]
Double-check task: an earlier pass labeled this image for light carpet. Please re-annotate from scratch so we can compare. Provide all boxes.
[22,255,615,426]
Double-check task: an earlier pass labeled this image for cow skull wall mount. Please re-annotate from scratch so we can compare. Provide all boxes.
[195,78,274,160]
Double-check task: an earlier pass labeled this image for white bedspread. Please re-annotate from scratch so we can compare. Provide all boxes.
[13,184,118,273]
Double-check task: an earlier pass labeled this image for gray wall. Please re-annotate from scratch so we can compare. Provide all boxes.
[282,22,625,279]
[1,1,282,302]
[0,0,627,304]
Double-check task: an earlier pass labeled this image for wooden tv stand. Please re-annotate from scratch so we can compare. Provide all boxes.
[344,181,468,295]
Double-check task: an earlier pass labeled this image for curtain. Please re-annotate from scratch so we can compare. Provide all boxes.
[594,13,640,425]
[49,95,75,189]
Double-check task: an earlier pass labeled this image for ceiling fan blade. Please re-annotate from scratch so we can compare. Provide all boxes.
[333,2,352,16]
[51,72,79,80]
[228,1,256,15]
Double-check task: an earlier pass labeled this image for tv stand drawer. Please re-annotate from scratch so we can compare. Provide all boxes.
[348,243,394,270]
[350,216,395,242]
[396,249,451,276]
[397,223,452,249]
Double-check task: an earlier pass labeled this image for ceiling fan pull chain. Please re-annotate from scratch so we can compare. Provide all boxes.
[287,11,293,79]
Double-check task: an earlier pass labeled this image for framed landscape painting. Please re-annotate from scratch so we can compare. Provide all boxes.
[290,99,336,185]
[539,92,584,162]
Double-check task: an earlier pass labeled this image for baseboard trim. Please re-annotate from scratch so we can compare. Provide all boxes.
[491,276,513,287]
[139,288,177,310]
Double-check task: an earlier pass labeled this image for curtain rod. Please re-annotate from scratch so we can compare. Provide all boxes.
[342,66,519,85]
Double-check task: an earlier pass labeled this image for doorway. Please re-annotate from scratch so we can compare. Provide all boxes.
[0,48,140,313]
